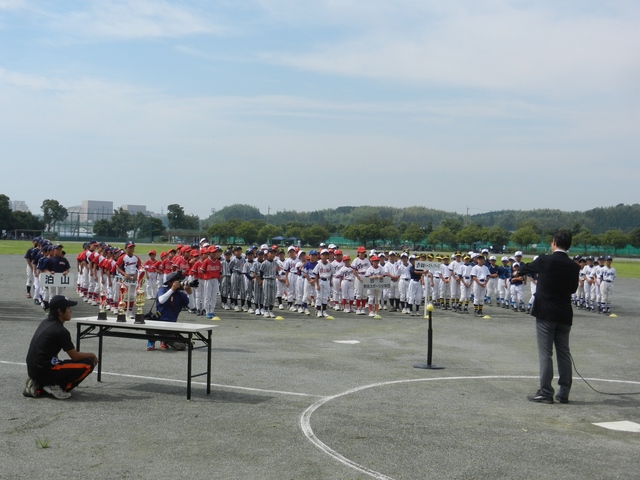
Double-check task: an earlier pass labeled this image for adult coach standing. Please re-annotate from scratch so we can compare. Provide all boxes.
[519,230,580,404]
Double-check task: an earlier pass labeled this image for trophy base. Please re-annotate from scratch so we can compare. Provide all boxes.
[116,313,127,323]
[97,311,108,320]
[134,313,146,324]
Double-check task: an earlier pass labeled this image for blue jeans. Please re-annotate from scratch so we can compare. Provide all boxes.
[536,318,572,398]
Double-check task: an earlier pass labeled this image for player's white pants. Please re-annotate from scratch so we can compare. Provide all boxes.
[399,278,410,302]
[439,278,451,300]
[276,276,286,300]
[146,272,158,299]
[528,283,537,307]
[341,280,354,303]
[354,277,365,300]
[486,278,498,303]
[600,281,613,307]
[450,279,460,302]
[303,280,314,305]
[332,277,342,304]
[498,280,509,304]
[387,280,399,301]
[26,265,34,287]
[203,278,220,314]
[510,284,524,307]
[287,274,298,303]
[473,284,486,306]
[408,280,423,306]
[315,279,331,306]
[459,281,472,303]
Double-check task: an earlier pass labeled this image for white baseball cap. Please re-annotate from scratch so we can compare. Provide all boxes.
[489,256,496,261]
[515,251,523,257]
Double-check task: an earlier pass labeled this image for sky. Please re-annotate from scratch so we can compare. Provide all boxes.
[1,0,639,220]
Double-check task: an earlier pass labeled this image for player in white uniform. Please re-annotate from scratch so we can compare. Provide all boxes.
[593,256,605,313]
[351,247,371,315]
[115,241,142,318]
[283,246,298,310]
[583,256,596,312]
[526,255,538,314]
[384,251,401,312]
[397,253,411,313]
[364,255,386,317]
[456,255,474,314]
[330,250,345,310]
[276,249,287,310]
[449,252,462,311]
[312,250,335,317]
[336,256,357,313]
[599,256,616,314]
[470,255,490,317]
[438,255,452,309]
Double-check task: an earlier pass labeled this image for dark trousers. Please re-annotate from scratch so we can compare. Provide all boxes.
[40,358,96,392]
[536,318,572,398]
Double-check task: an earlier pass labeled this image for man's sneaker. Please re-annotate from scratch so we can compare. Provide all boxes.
[368,311,375,317]
[278,304,284,310]
[146,341,156,351]
[160,342,168,350]
[43,385,71,400]
[234,305,241,312]
[23,378,41,398]
[34,299,41,305]
[304,308,310,315]
[344,306,350,313]
[248,308,255,314]
[555,396,569,404]
[317,310,323,318]
[527,391,554,404]
[322,310,330,317]
[255,309,261,316]
[26,292,31,299]
[206,313,214,319]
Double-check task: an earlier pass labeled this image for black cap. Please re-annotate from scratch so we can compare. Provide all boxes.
[49,295,78,312]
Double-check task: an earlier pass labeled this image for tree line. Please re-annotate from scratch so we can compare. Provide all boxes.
[2,196,640,254]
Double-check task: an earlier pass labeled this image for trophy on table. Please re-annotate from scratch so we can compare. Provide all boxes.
[97,285,108,320]
[134,272,147,324]
[116,282,128,322]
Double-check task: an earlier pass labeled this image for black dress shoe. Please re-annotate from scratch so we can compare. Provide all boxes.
[527,391,554,404]
[555,396,569,404]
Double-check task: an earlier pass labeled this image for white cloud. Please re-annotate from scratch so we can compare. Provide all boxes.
[51,0,226,40]
[259,1,640,96]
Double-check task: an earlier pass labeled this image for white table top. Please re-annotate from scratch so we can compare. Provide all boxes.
[70,316,218,333]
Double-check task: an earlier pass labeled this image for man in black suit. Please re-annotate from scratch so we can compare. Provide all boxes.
[519,230,580,404]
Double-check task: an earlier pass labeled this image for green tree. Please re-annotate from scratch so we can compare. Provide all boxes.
[183,214,200,230]
[602,230,629,254]
[484,226,510,249]
[139,217,166,241]
[302,225,330,246]
[258,224,281,244]
[573,229,592,254]
[167,204,187,229]
[12,211,44,231]
[0,194,12,230]
[236,222,259,245]
[41,199,68,232]
[93,218,115,237]
[110,208,133,237]
[511,226,539,249]
[380,225,400,245]
[629,227,640,248]
[208,219,241,244]
[440,218,463,235]
[428,226,455,250]
[456,224,484,250]
[402,223,424,245]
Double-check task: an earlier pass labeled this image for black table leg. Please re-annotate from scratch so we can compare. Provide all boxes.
[206,330,212,395]
[187,332,193,400]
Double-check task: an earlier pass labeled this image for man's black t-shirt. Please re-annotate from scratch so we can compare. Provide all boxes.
[26,317,75,382]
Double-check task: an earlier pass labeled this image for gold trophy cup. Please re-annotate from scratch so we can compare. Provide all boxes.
[116,282,128,322]
[134,273,147,324]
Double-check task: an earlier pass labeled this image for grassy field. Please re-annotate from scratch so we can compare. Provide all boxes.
[3,240,640,279]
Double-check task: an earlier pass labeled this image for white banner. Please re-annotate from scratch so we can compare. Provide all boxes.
[415,261,441,272]
[40,273,75,288]
[362,277,392,289]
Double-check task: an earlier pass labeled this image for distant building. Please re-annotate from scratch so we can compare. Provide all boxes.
[9,200,30,212]
[121,204,148,216]
[81,200,114,222]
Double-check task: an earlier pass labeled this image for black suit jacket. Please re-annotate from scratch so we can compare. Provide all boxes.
[519,251,580,325]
